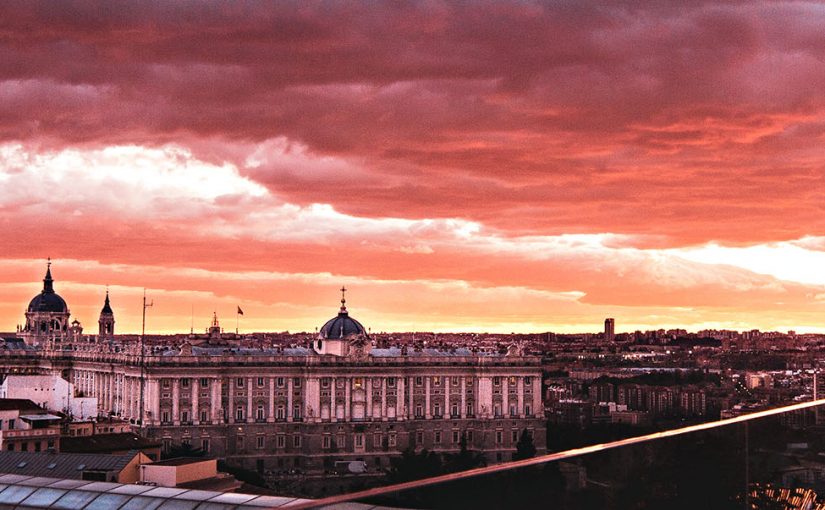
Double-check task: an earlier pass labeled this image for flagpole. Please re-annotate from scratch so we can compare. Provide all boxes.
[236,309,239,335]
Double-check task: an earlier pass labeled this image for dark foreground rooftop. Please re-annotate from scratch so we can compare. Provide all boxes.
[0,473,408,509]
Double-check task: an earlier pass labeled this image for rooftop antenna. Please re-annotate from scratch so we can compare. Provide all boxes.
[139,288,153,434]
[190,304,194,335]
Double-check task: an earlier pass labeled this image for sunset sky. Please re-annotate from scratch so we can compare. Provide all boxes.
[3,1,825,334]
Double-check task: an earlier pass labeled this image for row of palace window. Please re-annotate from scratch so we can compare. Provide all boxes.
[165,435,302,453]
[163,377,301,389]
[161,403,303,424]
[161,375,535,391]
[411,402,533,419]
[320,432,397,449]
[249,434,301,450]
[162,399,533,424]
[164,428,530,455]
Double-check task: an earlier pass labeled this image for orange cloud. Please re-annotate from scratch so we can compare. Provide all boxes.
[3,3,825,331]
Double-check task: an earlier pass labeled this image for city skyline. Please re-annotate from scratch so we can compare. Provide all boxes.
[3,2,825,334]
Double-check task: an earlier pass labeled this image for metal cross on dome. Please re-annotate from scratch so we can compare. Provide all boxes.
[340,286,347,312]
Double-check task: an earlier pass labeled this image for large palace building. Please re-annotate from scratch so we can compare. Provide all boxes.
[2,264,546,474]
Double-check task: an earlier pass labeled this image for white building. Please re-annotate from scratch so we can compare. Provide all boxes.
[1,374,98,419]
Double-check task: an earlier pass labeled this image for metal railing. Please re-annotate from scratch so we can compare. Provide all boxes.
[282,398,825,509]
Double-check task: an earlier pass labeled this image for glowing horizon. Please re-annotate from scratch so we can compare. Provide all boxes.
[3,2,825,335]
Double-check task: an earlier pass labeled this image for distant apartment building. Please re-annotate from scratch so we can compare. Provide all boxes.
[604,318,615,342]
[0,399,61,453]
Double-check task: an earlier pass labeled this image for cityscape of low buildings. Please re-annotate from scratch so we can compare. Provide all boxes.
[4,262,825,504]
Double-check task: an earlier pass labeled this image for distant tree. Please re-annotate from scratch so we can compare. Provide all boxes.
[387,447,443,483]
[513,429,537,461]
[162,442,205,460]
[217,460,267,487]
[444,433,486,473]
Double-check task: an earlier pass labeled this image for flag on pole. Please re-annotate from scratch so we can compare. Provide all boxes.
[237,306,244,315]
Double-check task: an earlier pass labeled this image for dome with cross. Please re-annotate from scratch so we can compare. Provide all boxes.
[318,286,368,340]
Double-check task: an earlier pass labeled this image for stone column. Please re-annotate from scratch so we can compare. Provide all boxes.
[380,378,387,421]
[122,376,129,419]
[396,376,405,420]
[227,378,235,424]
[140,378,147,425]
[517,376,525,418]
[109,374,115,412]
[246,377,253,423]
[102,374,108,412]
[287,377,294,422]
[344,377,351,421]
[211,378,221,423]
[478,376,492,419]
[366,378,373,420]
[192,379,199,424]
[444,381,449,418]
[130,377,137,420]
[532,376,542,417]
[503,378,509,416]
[306,377,320,423]
[424,377,431,419]
[460,376,467,418]
[267,377,275,422]
[145,379,156,425]
[172,379,180,425]
[408,377,414,420]
[101,374,107,412]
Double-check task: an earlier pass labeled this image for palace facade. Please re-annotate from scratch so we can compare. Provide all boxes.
[3,264,546,474]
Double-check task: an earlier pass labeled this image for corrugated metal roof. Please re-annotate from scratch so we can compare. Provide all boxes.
[0,451,138,480]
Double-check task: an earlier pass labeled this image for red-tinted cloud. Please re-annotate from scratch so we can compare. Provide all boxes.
[3,2,825,332]
[2,2,825,242]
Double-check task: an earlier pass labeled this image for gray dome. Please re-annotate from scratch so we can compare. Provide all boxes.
[319,312,367,339]
[27,264,68,314]
[28,292,68,314]
[318,287,367,339]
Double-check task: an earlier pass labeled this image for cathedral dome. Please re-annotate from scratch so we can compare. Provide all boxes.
[318,287,367,339]
[27,264,68,314]
[27,292,68,314]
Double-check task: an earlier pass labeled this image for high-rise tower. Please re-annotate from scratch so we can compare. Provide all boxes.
[604,318,615,342]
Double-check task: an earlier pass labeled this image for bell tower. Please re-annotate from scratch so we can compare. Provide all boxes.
[98,288,115,338]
